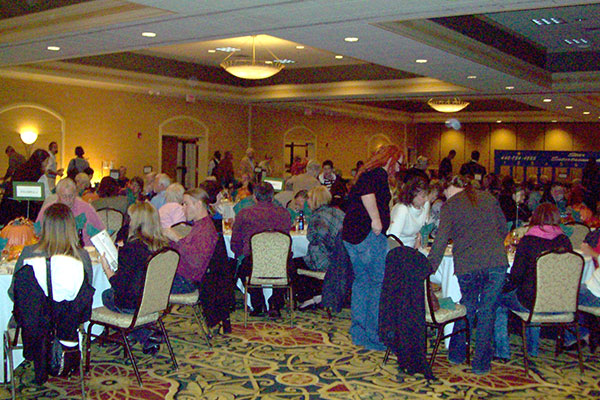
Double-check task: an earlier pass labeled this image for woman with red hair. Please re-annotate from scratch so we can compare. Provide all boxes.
[342,144,403,350]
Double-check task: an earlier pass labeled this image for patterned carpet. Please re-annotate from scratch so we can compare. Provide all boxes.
[2,307,600,400]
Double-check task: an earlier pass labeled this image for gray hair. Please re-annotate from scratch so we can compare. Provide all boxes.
[56,177,76,194]
[155,173,171,190]
[306,160,321,176]
[165,183,185,203]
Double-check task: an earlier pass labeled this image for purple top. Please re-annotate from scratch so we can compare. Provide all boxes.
[172,216,218,282]
[231,201,292,258]
[36,197,105,246]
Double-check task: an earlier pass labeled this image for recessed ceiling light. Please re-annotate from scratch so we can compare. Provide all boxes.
[274,59,295,64]
[344,37,359,42]
[565,105,573,109]
[505,86,514,90]
[551,120,557,123]
[467,75,477,79]
[531,17,564,25]
[296,45,305,49]
[583,111,591,115]
[543,98,552,102]
[496,120,502,123]
[415,59,428,63]
[207,49,216,53]
[335,55,344,59]
[216,47,241,53]
[141,32,156,38]
[264,61,273,64]
[47,46,60,51]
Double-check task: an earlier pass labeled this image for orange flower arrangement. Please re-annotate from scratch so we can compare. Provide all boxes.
[0,217,38,260]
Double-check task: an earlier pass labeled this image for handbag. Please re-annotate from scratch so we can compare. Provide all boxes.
[46,257,80,377]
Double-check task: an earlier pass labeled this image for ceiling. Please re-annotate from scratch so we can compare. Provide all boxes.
[1,0,600,122]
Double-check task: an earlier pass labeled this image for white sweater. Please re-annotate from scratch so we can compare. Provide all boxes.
[386,202,430,248]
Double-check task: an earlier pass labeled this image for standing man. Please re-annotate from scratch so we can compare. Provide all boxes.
[208,151,221,177]
[318,160,339,190]
[45,141,63,193]
[117,166,129,188]
[238,148,256,181]
[438,149,456,180]
[460,150,487,183]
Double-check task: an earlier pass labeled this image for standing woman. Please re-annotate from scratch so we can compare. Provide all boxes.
[386,175,430,248]
[342,144,403,350]
[428,175,508,375]
[66,146,89,181]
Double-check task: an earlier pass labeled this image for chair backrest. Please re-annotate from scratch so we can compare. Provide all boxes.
[135,248,180,320]
[171,221,192,238]
[424,277,440,323]
[531,249,584,316]
[565,222,590,249]
[249,231,291,285]
[387,234,403,251]
[97,208,124,240]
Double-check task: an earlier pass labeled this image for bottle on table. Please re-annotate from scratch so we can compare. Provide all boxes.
[297,210,304,231]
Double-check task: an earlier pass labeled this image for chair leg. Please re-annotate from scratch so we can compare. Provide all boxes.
[382,347,391,365]
[85,323,94,373]
[574,323,585,373]
[243,281,249,328]
[289,286,294,327]
[121,330,143,387]
[464,317,471,365]
[429,326,445,367]
[521,321,530,375]
[191,305,212,348]
[78,328,86,400]
[4,332,16,400]
[158,319,178,371]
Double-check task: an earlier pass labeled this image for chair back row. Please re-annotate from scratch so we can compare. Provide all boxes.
[249,231,291,285]
[136,248,180,319]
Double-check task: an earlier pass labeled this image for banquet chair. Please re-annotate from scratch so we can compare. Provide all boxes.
[170,221,193,238]
[244,231,293,327]
[387,234,403,250]
[3,325,86,400]
[509,249,584,375]
[168,290,212,348]
[577,305,600,352]
[383,277,470,367]
[85,248,180,387]
[565,222,590,250]
[96,207,124,241]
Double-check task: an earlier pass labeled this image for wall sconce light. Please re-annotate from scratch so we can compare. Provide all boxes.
[20,129,38,145]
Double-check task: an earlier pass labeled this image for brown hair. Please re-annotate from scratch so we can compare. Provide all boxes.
[355,144,403,181]
[36,203,81,259]
[448,175,478,206]
[184,187,211,208]
[398,175,429,206]
[128,201,169,251]
[529,203,561,228]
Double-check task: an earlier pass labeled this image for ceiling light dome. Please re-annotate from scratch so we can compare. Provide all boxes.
[221,36,284,80]
[427,97,470,113]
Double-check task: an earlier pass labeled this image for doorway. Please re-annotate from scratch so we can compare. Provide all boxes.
[161,135,199,188]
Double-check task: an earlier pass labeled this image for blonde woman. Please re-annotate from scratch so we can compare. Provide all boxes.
[101,201,169,355]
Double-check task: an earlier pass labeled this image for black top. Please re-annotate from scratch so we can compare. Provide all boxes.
[342,167,391,245]
[504,233,572,310]
[438,157,453,179]
[498,192,531,225]
[109,238,153,310]
[459,161,486,181]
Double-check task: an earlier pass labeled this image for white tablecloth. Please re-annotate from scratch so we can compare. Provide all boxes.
[428,249,595,347]
[223,233,309,259]
[0,262,110,383]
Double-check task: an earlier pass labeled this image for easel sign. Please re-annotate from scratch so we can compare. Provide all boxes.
[12,182,45,201]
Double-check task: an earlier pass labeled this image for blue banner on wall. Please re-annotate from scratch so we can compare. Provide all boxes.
[494,150,600,178]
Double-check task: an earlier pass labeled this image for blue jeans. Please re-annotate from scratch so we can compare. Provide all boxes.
[564,285,600,344]
[450,265,507,373]
[102,288,151,346]
[344,231,388,351]
[494,290,540,358]
[171,273,197,294]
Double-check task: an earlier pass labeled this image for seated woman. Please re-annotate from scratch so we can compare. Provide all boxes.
[11,203,94,384]
[100,201,169,355]
[159,183,186,229]
[494,203,572,360]
[293,186,345,309]
[91,176,129,214]
[288,189,312,225]
[386,175,430,248]
[567,184,595,225]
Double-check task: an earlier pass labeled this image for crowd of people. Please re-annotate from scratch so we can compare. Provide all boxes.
[4,142,600,383]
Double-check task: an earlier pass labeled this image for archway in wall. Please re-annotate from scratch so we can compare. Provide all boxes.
[0,103,65,166]
[283,126,317,173]
[159,116,208,188]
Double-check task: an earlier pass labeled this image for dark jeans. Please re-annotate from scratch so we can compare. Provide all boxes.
[102,288,151,346]
[237,256,285,311]
[450,265,507,373]
[170,273,197,294]
[494,290,540,358]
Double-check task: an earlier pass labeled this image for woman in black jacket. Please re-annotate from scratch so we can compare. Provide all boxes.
[494,203,572,360]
